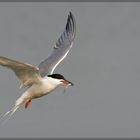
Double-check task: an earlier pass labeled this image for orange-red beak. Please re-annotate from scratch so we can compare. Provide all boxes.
[61,80,74,86]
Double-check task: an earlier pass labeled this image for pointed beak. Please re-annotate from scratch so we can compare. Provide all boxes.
[61,80,74,86]
[69,81,74,86]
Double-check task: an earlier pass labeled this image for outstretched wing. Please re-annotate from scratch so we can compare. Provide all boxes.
[38,12,76,77]
[0,56,41,88]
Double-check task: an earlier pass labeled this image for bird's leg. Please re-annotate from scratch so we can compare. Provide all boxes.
[25,99,31,109]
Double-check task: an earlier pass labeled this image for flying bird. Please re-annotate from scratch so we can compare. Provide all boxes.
[0,12,76,123]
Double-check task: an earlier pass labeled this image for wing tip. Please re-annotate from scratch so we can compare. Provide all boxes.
[66,11,76,38]
[69,11,73,16]
[69,11,74,18]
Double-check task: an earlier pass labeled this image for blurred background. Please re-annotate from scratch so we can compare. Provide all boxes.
[0,2,140,138]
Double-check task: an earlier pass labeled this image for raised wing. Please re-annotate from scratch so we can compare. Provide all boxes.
[0,56,41,88]
[38,12,76,77]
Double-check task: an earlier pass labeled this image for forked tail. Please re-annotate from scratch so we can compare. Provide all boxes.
[0,105,20,126]
[0,96,25,126]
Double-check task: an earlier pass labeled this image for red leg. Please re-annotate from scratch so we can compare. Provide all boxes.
[25,99,31,109]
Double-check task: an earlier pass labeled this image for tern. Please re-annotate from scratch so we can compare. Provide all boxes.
[0,12,76,123]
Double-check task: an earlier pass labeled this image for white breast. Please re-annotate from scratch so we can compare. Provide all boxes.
[25,77,61,99]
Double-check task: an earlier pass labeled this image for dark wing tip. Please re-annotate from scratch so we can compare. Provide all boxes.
[69,11,73,19]
[65,11,76,40]
[55,12,76,48]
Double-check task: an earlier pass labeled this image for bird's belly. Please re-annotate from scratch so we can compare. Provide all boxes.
[31,92,50,99]
[27,83,56,99]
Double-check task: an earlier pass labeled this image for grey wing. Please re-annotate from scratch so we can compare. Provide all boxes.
[38,12,76,77]
[0,56,41,88]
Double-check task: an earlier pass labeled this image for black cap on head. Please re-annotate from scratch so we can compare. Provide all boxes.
[48,74,65,80]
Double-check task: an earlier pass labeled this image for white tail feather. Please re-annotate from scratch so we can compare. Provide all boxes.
[0,96,26,126]
[0,105,20,126]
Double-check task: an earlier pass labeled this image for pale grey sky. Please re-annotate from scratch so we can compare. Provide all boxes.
[0,2,140,138]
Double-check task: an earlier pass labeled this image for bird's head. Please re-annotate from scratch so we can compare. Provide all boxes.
[48,74,74,87]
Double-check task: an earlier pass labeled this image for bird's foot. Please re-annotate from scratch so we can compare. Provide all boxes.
[25,99,31,109]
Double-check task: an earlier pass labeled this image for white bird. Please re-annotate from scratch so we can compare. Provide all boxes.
[0,12,76,123]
